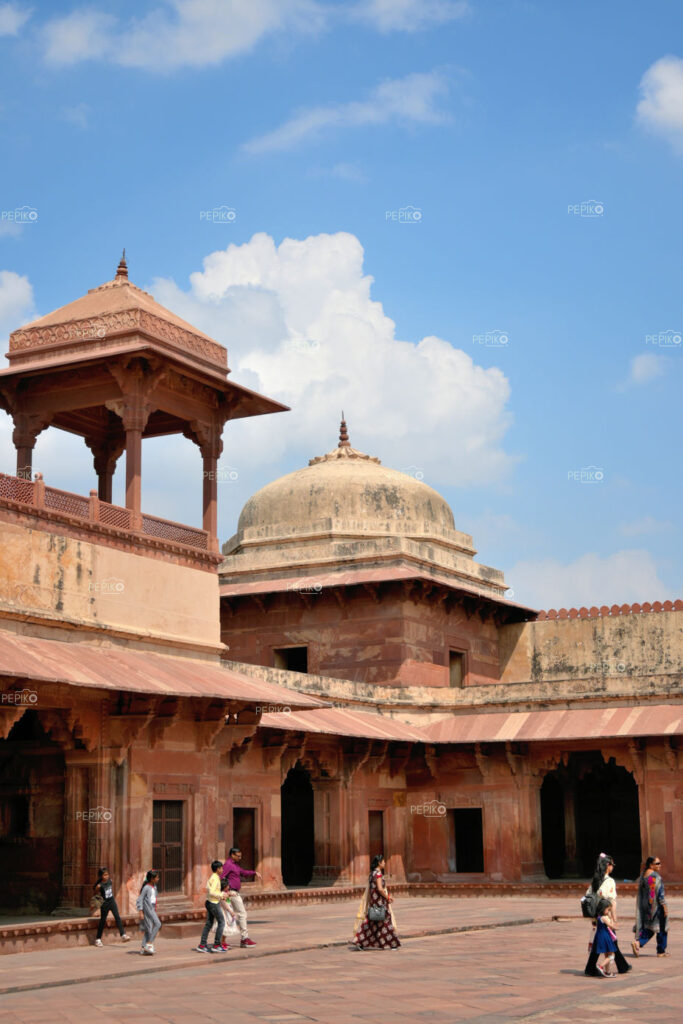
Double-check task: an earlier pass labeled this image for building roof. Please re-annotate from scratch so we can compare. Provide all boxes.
[423,704,683,743]
[259,706,427,741]
[0,631,326,708]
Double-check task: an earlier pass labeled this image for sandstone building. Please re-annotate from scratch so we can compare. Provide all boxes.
[1,260,681,933]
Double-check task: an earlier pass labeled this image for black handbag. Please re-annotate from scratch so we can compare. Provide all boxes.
[368,904,387,923]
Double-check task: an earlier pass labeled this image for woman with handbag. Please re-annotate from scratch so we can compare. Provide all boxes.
[352,854,400,950]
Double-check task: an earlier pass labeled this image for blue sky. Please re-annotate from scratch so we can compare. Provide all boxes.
[0,0,681,608]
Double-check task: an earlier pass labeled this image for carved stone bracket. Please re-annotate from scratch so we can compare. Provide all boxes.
[66,706,102,753]
[366,740,389,774]
[147,698,181,749]
[262,732,289,770]
[664,738,679,772]
[424,743,440,780]
[626,739,647,786]
[342,739,373,782]
[388,742,413,778]
[281,734,309,779]
[0,705,28,740]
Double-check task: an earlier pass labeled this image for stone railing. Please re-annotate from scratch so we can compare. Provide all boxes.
[0,471,209,552]
[537,600,683,620]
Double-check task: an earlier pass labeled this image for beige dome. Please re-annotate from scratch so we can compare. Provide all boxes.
[238,424,455,535]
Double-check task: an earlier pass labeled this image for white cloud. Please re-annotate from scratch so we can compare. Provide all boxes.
[618,516,673,537]
[627,352,664,385]
[0,270,36,343]
[636,55,683,150]
[148,231,516,493]
[0,2,31,36]
[508,549,672,610]
[61,102,90,129]
[243,70,450,153]
[352,0,469,32]
[0,221,23,239]
[43,0,324,71]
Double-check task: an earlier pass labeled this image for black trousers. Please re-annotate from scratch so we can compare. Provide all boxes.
[200,900,225,946]
[97,897,125,939]
[584,936,632,975]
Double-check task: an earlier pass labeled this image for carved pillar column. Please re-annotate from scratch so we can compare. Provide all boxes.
[311,778,348,885]
[12,413,51,480]
[61,755,90,909]
[562,779,580,876]
[86,440,125,504]
[188,418,225,552]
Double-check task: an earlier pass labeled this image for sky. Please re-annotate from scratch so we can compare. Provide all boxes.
[0,0,681,610]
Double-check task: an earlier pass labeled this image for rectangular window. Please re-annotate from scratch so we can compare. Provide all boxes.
[0,796,29,838]
[152,800,184,893]
[273,646,308,673]
[233,808,256,871]
[449,650,465,688]
[368,810,384,863]
[448,808,484,873]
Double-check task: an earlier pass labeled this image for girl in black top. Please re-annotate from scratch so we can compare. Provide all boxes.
[93,867,130,946]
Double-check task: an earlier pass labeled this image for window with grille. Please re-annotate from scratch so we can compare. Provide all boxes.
[152,800,184,893]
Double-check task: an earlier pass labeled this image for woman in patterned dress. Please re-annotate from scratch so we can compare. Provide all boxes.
[353,854,401,950]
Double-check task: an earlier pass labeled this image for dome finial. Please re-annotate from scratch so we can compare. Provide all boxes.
[116,249,128,280]
[339,412,350,448]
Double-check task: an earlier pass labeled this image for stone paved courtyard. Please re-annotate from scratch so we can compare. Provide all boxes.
[0,897,680,1023]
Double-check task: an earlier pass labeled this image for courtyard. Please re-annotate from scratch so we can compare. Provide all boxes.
[0,896,680,1023]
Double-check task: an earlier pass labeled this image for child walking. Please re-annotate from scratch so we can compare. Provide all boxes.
[93,867,130,946]
[196,860,231,953]
[136,870,161,956]
[593,898,619,977]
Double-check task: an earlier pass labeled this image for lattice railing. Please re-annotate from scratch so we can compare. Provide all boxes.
[0,471,210,553]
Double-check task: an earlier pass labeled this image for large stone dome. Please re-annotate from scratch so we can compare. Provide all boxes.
[238,426,455,536]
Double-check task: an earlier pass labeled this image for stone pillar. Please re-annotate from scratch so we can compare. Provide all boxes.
[12,413,50,480]
[107,362,157,521]
[189,418,225,552]
[87,440,124,504]
[562,779,580,876]
[61,757,89,910]
[311,779,349,884]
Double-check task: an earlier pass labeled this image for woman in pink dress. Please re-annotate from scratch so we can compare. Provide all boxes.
[353,854,400,950]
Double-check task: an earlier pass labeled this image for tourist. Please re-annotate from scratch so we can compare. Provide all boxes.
[92,867,130,946]
[584,853,631,976]
[196,860,230,953]
[220,847,261,947]
[136,870,161,956]
[352,854,401,950]
[592,898,619,977]
[633,856,669,957]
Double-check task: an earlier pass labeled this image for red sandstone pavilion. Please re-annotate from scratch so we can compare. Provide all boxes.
[0,258,682,949]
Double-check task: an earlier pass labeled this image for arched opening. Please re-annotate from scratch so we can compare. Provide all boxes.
[540,752,642,881]
[281,763,314,887]
[540,773,566,878]
[0,710,65,913]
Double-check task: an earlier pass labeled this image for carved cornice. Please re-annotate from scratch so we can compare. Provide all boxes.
[9,308,227,372]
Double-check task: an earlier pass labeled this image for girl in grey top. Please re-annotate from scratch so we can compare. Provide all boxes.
[136,870,161,955]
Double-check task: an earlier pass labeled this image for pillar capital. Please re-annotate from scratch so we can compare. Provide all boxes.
[186,418,225,460]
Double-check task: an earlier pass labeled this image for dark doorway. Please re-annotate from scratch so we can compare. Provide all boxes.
[153,800,184,893]
[233,808,256,870]
[541,774,566,878]
[281,764,314,886]
[0,710,65,912]
[576,758,642,879]
[449,808,485,872]
[540,754,642,880]
[273,647,308,673]
[369,810,384,862]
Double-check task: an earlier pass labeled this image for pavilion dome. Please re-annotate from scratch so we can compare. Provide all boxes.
[237,418,456,536]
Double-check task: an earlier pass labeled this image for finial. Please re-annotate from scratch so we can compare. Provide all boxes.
[338,412,350,448]
[115,249,128,280]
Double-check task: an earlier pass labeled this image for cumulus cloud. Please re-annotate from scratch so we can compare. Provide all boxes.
[243,70,450,153]
[352,0,469,32]
[507,550,673,610]
[636,55,683,150]
[43,0,323,71]
[626,352,665,385]
[149,231,516,493]
[0,2,31,36]
[0,270,36,343]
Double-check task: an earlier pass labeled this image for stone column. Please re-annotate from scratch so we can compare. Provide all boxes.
[12,413,50,480]
[189,418,225,552]
[87,440,124,504]
[562,779,580,876]
[311,779,349,884]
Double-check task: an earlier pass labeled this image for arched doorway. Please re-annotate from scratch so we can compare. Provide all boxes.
[540,753,642,880]
[281,764,314,886]
[0,710,65,912]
